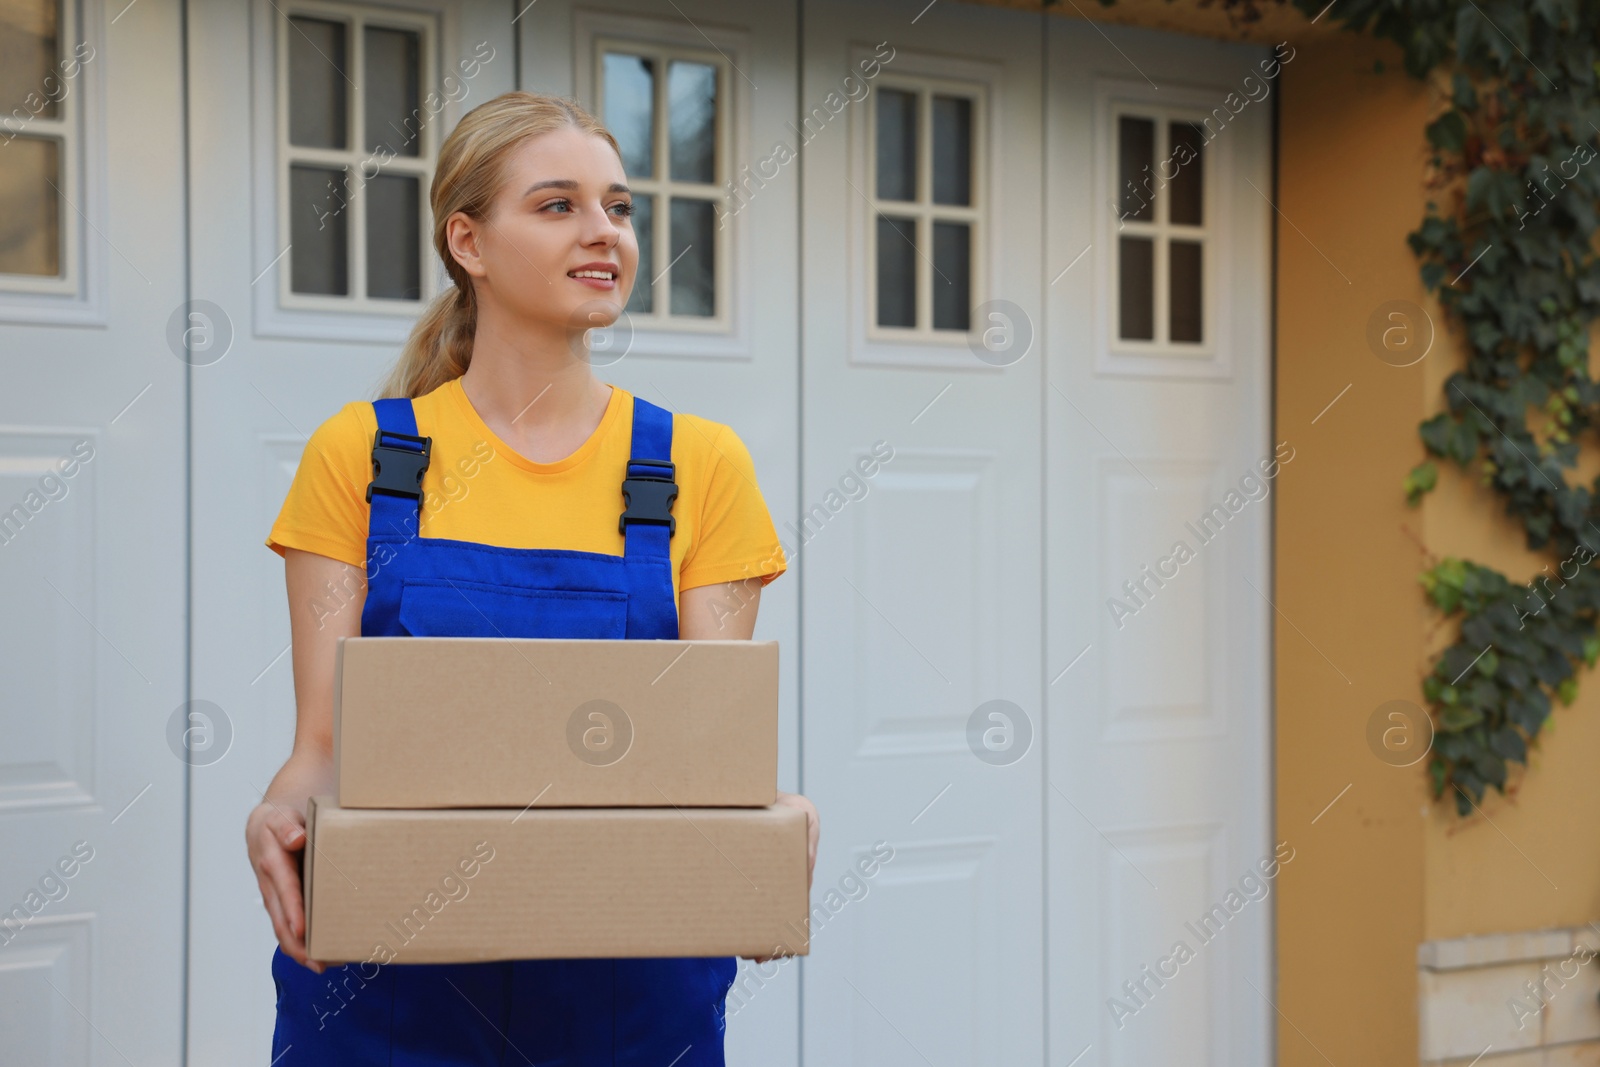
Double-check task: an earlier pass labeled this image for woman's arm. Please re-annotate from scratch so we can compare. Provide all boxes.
[244,547,366,974]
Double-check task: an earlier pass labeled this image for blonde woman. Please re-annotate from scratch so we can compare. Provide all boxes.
[245,90,819,1064]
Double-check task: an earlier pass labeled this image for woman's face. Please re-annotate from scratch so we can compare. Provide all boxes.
[452,125,638,333]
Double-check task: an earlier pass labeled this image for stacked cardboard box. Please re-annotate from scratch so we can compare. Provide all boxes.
[302,636,810,965]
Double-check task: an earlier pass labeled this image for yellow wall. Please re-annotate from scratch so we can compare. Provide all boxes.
[1277,17,1600,1067]
[1274,28,1432,1067]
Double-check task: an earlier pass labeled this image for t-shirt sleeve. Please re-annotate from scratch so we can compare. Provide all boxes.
[679,424,788,592]
[265,403,372,568]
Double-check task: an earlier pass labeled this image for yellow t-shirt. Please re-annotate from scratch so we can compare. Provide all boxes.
[265,377,786,613]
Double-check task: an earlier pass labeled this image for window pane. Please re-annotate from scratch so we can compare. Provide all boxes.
[364,26,421,157]
[366,173,420,299]
[668,60,716,183]
[0,136,60,276]
[289,164,348,295]
[604,52,654,179]
[625,193,654,314]
[1118,235,1153,341]
[876,89,917,201]
[0,0,60,122]
[932,95,972,206]
[1117,115,1153,224]
[669,197,714,316]
[876,215,916,327]
[932,221,970,330]
[288,16,348,149]
[1169,239,1202,342]
[1168,122,1203,226]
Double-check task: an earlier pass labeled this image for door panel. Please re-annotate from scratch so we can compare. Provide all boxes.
[0,0,188,1061]
[1045,21,1275,1067]
[800,3,1046,1065]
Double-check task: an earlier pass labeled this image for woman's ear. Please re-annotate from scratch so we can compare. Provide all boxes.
[444,211,487,280]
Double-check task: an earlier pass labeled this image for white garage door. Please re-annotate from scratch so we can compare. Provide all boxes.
[50,0,1274,1063]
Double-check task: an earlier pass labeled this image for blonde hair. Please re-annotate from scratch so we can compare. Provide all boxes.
[376,91,622,400]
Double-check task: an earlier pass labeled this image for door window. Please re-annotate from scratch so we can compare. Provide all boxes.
[596,42,728,328]
[0,0,92,301]
[277,2,438,311]
[869,80,983,339]
[1112,109,1209,350]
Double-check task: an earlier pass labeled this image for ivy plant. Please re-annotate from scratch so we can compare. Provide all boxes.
[1293,0,1600,816]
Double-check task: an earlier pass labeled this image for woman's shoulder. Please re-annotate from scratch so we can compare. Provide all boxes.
[307,399,379,451]
[661,406,763,490]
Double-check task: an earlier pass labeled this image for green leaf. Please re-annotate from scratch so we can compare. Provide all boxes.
[1405,461,1439,504]
[1559,677,1579,705]
[1477,648,1499,677]
[1439,704,1483,731]
[1584,634,1600,668]
[1427,111,1468,151]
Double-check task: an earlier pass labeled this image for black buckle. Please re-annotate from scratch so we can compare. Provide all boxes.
[619,458,677,536]
[366,429,432,503]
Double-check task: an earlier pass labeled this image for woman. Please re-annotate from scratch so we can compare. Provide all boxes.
[245,90,819,1065]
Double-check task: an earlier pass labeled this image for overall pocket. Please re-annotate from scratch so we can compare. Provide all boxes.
[396,577,630,640]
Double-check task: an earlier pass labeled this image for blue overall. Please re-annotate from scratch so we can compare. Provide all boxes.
[270,392,738,1066]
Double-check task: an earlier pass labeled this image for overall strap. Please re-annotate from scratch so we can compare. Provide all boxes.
[366,397,430,544]
[620,396,679,637]
[619,396,677,551]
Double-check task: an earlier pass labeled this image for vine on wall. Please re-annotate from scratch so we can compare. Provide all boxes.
[1095,0,1600,814]
[1294,0,1600,816]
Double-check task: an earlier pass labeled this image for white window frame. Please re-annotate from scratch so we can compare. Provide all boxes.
[846,45,999,370]
[589,37,731,334]
[0,0,108,326]
[865,76,986,345]
[250,0,468,343]
[1093,78,1234,380]
[274,0,440,314]
[572,8,752,362]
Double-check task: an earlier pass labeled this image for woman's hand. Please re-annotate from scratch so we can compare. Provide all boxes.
[745,790,819,966]
[248,549,356,974]
[246,799,325,974]
[774,790,819,889]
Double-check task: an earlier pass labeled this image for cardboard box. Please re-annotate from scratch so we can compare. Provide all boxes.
[301,795,810,964]
[334,637,778,808]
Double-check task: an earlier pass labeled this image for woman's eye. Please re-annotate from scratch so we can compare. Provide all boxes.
[543,199,572,213]
[611,202,635,219]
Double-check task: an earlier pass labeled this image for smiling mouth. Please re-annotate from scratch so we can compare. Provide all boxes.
[568,270,617,281]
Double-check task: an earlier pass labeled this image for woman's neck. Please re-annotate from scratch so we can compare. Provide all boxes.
[456,305,613,461]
